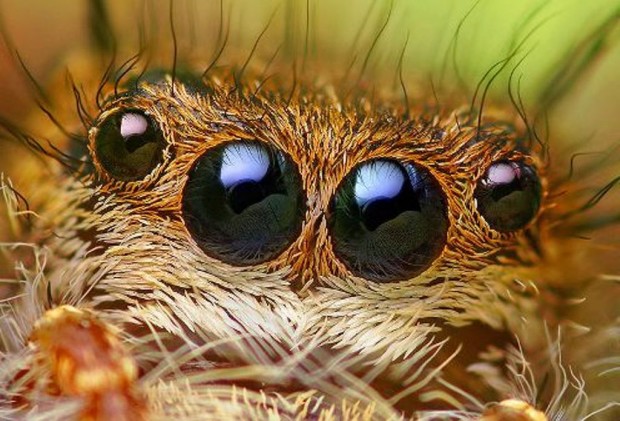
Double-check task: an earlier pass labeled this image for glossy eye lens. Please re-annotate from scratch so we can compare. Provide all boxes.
[93,110,165,180]
[182,141,305,265]
[475,161,541,231]
[328,159,448,283]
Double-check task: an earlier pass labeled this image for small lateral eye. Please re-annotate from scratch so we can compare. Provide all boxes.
[182,140,306,265]
[475,161,542,232]
[328,159,449,283]
[93,110,165,181]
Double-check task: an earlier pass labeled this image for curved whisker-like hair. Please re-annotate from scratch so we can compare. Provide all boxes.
[507,57,546,155]
[0,8,50,109]
[566,150,606,181]
[397,33,411,118]
[472,13,552,142]
[233,8,279,93]
[113,51,144,98]
[14,51,49,105]
[439,0,481,92]
[559,175,620,232]
[355,0,393,88]
[168,0,178,97]
[35,100,85,143]
[250,43,283,99]
[67,72,95,129]
[202,0,231,80]
[535,11,620,114]
[0,115,82,174]
[337,0,380,96]
[95,52,118,111]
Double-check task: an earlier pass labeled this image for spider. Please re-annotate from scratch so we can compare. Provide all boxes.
[0,1,618,419]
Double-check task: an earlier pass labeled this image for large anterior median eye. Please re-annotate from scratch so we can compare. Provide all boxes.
[475,161,541,232]
[182,141,305,265]
[328,159,448,283]
[93,110,166,181]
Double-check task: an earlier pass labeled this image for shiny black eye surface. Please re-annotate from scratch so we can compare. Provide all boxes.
[328,159,448,283]
[94,110,165,181]
[475,161,541,232]
[182,141,305,265]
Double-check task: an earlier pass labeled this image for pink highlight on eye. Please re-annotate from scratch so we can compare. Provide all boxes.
[120,113,148,138]
[486,162,518,186]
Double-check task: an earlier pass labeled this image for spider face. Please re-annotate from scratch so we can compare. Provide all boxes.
[90,77,543,285]
[84,75,546,379]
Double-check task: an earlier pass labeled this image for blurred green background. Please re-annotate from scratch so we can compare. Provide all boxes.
[0,0,618,150]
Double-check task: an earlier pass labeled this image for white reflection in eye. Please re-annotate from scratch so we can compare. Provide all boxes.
[485,162,520,186]
[220,143,270,188]
[354,160,405,207]
[120,113,148,139]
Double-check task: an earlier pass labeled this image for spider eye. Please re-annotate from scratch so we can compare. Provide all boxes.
[475,161,542,231]
[182,141,306,265]
[328,159,448,283]
[93,110,165,181]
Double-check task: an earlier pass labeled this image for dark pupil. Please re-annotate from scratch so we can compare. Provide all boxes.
[125,133,151,154]
[489,178,521,202]
[329,159,448,283]
[475,162,541,232]
[94,111,164,181]
[182,141,305,265]
[361,184,420,231]
[227,166,283,214]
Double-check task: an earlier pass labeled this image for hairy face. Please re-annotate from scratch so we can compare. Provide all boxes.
[1,1,619,420]
[34,71,547,412]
